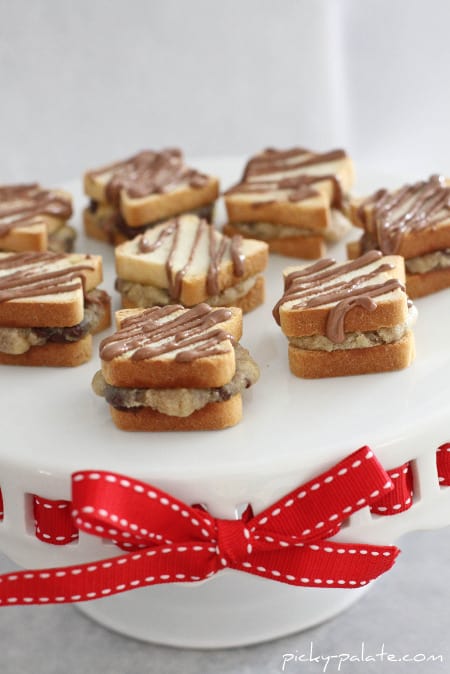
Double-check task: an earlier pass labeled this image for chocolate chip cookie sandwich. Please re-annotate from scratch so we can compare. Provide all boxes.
[223,147,355,259]
[348,174,450,298]
[92,303,259,431]
[0,183,75,253]
[83,149,219,245]
[273,251,416,378]
[0,252,111,366]
[114,215,268,313]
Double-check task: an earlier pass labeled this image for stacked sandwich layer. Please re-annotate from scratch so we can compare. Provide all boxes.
[0,252,111,366]
[0,184,75,253]
[114,215,269,313]
[223,147,355,259]
[273,251,416,378]
[83,149,220,245]
[348,174,450,298]
[92,303,259,430]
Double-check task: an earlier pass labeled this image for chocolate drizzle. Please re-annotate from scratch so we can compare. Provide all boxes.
[99,304,233,362]
[358,175,450,254]
[0,252,94,303]
[137,218,245,300]
[273,251,404,343]
[88,150,210,207]
[225,147,348,209]
[0,184,73,237]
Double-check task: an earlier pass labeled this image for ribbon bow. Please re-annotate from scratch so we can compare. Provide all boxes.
[0,446,399,606]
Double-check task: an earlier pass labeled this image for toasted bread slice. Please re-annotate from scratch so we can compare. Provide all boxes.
[274,252,408,339]
[0,184,73,253]
[0,252,104,327]
[405,266,450,299]
[223,222,325,259]
[100,304,243,389]
[349,176,450,258]
[83,149,219,227]
[288,331,415,378]
[348,234,450,299]
[115,216,268,306]
[0,216,48,252]
[224,147,354,231]
[0,334,92,367]
[109,393,242,431]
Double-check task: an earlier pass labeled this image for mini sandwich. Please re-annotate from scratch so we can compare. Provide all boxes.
[223,147,355,259]
[92,303,259,431]
[273,251,416,378]
[114,215,269,313]
[348,175,450,298]
[0,184,76,253]
[0,252,111,366]
[83,149,219,245]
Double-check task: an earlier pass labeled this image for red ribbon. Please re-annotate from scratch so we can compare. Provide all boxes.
[0,446,400,606]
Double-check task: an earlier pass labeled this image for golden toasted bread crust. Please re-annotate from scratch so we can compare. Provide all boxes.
[346,239,362,260]
[0,219,48,253]
[84,150,219,227]
[287,331,415,378]
[109,393,242,431]
[102,306,243,389]
[406,266,450,298]
[348,237,450,298]
[224,148,354,232]
[0,253,104,328]
[278,255,408,337]
[223,223,325,259]
[225,195,329,230]
[0,334,92,367]
[121,179,219,227]
[347,225,450,259]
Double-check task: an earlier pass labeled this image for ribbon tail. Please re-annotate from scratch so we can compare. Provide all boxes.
[0,544,217,607]
[233,542,400,589]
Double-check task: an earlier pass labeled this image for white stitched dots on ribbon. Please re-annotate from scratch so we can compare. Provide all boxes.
[255,448,380,528]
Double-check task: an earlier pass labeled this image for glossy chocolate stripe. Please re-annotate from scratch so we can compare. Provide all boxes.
[359,175,450,254]
[0,253,94,303]
[273,252,404,343]
[88,149,210,206]
[138,218,245,300]
[100,304,233,362]
[0,185,72,235]
[226,148,347,208]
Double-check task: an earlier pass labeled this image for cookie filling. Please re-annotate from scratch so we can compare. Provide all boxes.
[230,209,351,242]
[115,274,260,308]
[92,344,259,417]
[405,249,450,274]
[0,289,109,355]
[288,305,418,353]
[48,223,77,253]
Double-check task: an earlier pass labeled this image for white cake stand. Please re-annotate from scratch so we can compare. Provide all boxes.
[0,161,449,648]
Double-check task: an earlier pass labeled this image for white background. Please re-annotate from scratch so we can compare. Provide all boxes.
[2,0,450,183]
